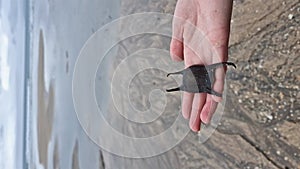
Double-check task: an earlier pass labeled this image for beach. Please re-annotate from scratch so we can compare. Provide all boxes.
[24,0,300,168]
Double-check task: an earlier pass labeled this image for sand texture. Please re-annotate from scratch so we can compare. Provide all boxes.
[98,0,300,168]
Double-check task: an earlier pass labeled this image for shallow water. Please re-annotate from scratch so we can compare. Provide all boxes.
[0,0,26,168]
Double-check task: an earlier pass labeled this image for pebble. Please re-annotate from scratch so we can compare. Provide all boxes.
[288,14,294,20]
[279,92,284,100]
[276,150,281,155]
[265,113,273,120]
[284,156,288,161]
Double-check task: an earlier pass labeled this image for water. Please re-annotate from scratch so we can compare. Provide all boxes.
[0,0,26,168]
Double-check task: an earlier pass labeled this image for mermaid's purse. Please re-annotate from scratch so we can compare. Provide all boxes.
[166,62,236,97]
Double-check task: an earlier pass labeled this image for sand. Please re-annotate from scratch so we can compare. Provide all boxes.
[37,30,55,169]
[31,0,300,168]
[98,0,300,168]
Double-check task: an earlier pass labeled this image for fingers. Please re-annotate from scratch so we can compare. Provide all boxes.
[200,95,218,124]
[181,92,194,119]
[189,93,206,132]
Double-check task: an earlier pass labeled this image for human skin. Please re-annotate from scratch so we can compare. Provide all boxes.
[170,0,233,132]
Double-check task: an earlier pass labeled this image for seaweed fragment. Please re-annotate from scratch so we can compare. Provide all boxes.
[166,62,236,97]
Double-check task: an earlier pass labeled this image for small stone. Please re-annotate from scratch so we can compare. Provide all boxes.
[284,156,288,161]
[274,127,277,131]
[266,114,273,120]
[290,98,295,102]
[288,14,294,19]
[276,150,281,155]
[278,83,284,88]
[238,99,243,103]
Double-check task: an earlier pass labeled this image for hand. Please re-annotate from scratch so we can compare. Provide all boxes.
[170,0,233,132]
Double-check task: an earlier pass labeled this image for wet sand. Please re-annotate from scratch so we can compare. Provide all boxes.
[71,141,79,169]
[37,30,55,168]
[53,138,60,169]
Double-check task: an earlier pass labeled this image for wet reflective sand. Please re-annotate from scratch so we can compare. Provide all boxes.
[37,30,55,168]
